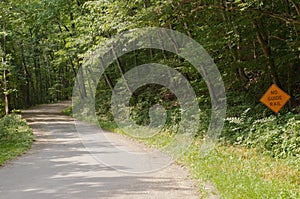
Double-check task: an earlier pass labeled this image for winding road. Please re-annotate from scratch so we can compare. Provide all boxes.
[0,101,199,199]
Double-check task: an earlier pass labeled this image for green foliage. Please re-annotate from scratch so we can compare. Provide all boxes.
[181,143,300,199]
[0,0,300,196]
[1,0,299,112]
[61,106,73,116]
[0,114,34,165]
[223,109,300,158]
[97,110,300,198]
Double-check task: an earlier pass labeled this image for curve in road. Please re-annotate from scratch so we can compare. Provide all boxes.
[0,101,199,199]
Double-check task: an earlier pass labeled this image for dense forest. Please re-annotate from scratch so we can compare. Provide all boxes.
[0,0,299,152]
[1,0,300,197]
[0,0,299,115]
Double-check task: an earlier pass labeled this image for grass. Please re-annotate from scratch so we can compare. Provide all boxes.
[180,142,300,199]
[65,105,300,198]
[0,114,34,166]
[98,119,300,199]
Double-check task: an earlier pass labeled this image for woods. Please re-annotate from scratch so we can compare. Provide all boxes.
[0,0,299,116]
[0,1,299,198]
[0,0,299,147]
[0,0,299,158]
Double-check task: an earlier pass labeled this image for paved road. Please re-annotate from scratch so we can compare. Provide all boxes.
[0,101,199,199]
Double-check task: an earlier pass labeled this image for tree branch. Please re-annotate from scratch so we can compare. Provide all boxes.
[191,4,300,25]
[289,0,300,16]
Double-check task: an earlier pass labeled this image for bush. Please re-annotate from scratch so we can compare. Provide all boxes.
[222,109,300,158]
[0,114,18,140]
[0,114,34,165]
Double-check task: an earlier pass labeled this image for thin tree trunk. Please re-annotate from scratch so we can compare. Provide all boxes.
[1,56,9,115]
[77,58,87,99]
[3,72,8,115]
[19,42,31,107]
[2,23,9,115]
[290,0,300,16]
[33,53,41,104]
[253,19,282,88]
[111,46,132,93]
[99,57,114,91]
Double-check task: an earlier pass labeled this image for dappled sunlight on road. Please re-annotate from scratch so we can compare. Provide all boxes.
[0,101,199,199]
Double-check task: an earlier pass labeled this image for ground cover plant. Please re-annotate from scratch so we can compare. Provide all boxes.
[0,114,34,165]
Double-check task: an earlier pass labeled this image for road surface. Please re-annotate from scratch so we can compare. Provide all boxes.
[0,101,199,199]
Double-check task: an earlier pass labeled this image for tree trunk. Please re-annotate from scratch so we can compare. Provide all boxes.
[290,0,300,16]
[2,23,9,115]
[253,19,282,88]
[112,46,132,93]
[3,62,9,115]
[99,57,114,91]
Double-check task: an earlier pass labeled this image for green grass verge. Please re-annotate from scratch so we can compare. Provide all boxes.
[181,143,300,199]
[67,105,300,198]
[0,114,34,166]
[98,120,300,199]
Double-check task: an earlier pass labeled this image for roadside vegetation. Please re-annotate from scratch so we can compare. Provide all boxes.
[1,0,300,198]
[95,106,300,198]
[0,114,34,166]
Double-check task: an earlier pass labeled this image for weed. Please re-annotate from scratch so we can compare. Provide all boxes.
[0,114,34,165]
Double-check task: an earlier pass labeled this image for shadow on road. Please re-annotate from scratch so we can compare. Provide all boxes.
[0,101,199,199]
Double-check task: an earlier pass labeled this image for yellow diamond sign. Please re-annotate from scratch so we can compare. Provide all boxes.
[260,84,290,114]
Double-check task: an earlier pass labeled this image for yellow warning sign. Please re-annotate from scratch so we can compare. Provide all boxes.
[260,84,290,114]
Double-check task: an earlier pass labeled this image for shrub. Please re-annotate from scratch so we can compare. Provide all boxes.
[222,109,300,158]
